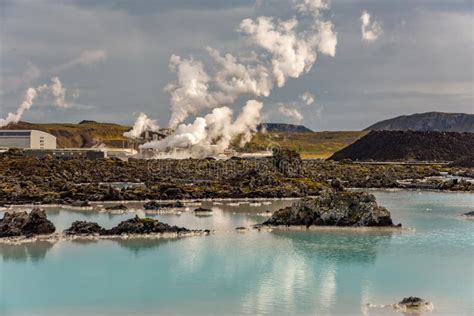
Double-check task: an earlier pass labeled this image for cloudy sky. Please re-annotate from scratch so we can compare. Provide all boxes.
[0,0,472,131]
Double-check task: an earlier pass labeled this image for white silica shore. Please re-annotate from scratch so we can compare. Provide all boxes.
[0,231,210,245]
[261,225,413,233]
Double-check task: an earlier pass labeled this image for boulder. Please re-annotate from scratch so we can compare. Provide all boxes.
[105,204,128,211]
[64,221,106,235]
[143,201,184,210]
[261,190,397,227]
[396,297,434,312]
[103,215,190,235]
[193,208,213,216]
[70,200,90,207]
[463,211,474,218]
[0,208,56,237]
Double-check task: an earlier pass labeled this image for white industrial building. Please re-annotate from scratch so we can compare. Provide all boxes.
[0,130,57,149]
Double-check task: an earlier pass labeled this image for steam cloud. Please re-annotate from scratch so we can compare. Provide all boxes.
[140,100,263,158]
[123,113,160,139]
[278,105,304,123]
[300,92,315,105]
[361,11,382,42]
[134,0,337,158]
[0,77,71,127]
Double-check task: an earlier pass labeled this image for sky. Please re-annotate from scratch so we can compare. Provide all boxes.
[0,0,473,131]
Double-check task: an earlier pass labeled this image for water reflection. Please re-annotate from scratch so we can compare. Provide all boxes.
[277,230,393,264]
[241,230,393,314]
[114,237,180,255]
[0,241,55,263]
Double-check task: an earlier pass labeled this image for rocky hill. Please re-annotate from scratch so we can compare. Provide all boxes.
[0,121,130,148]
[330,130,474,162]
[365,112,474,133]
[257,123,313,133]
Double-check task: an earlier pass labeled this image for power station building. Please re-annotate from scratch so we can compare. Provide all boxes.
[0,130,57,149]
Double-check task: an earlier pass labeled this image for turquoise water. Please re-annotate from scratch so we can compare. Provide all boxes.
[1,191,473,315]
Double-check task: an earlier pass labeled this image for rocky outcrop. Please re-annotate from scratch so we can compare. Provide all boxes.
[64,221,106,235]
[105,204,128,211]
[462,211,474,219]
[64,216,207,237]
[69,200,91,207]
[0,208,55,237]
[396,297,434,312]
[261,190,397,227]
[103,216,192,235]
[193,208,213,216]
[143,201,184,210]
[272,148,302,177]
[367,296,434,313]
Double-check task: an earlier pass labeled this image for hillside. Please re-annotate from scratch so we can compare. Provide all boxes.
[0,121,130,148]
[330,130,474,162]
[245,130,367,159]
[257,123,313,133]
[365,112,474,133]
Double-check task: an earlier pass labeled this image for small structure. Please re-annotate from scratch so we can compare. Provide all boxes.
[0,130,56,149]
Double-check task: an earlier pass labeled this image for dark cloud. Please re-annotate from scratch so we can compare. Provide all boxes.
[63,0,256,15]
[0,0,472,130]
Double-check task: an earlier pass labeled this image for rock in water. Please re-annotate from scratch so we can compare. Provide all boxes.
[103,215,190,235]
[143,201,184,210]
[105,204,128,211]
[261,190,397,227]
[463,211,474,218]
[70,200,90,207]
[193,208,213,216]
[396,297,434,312]
[64,221,106,235]
[0,208,56,237]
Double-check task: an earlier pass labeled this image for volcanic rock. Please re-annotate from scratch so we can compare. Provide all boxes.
[0,208,55,237]
[64,221,106,235]
[103,216,191,235]
[261,190,397,227]
[70,200,91,207]
[193,208,213,215]
[143,201,184,210]
[105,204,128,211]
[396,297,434,312]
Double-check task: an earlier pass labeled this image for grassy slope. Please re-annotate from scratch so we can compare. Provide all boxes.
[245,131,368,159]
[1,121,130,148]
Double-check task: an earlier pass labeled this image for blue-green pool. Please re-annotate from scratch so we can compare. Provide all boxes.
[1,191,473,315]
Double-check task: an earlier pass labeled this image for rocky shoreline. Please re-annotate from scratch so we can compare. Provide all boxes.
[0,208,210,244]
[0,152,472,205]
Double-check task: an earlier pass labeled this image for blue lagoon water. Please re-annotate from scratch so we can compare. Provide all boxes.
[1,191,473,315]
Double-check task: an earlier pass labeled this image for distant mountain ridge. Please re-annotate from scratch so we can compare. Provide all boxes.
[257,123,313,133]
[365,112,474,133]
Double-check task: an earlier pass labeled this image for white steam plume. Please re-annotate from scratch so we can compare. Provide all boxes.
[56,49,108,72]
[123,113,160,139]
[361,11,382,42]
[165,55,231,129]
[278,105,304,123]
[138,0,336,157]
[162,0,336,128]
[0,77,71,127]
[300,92,315,105]
[140,100,263,158]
